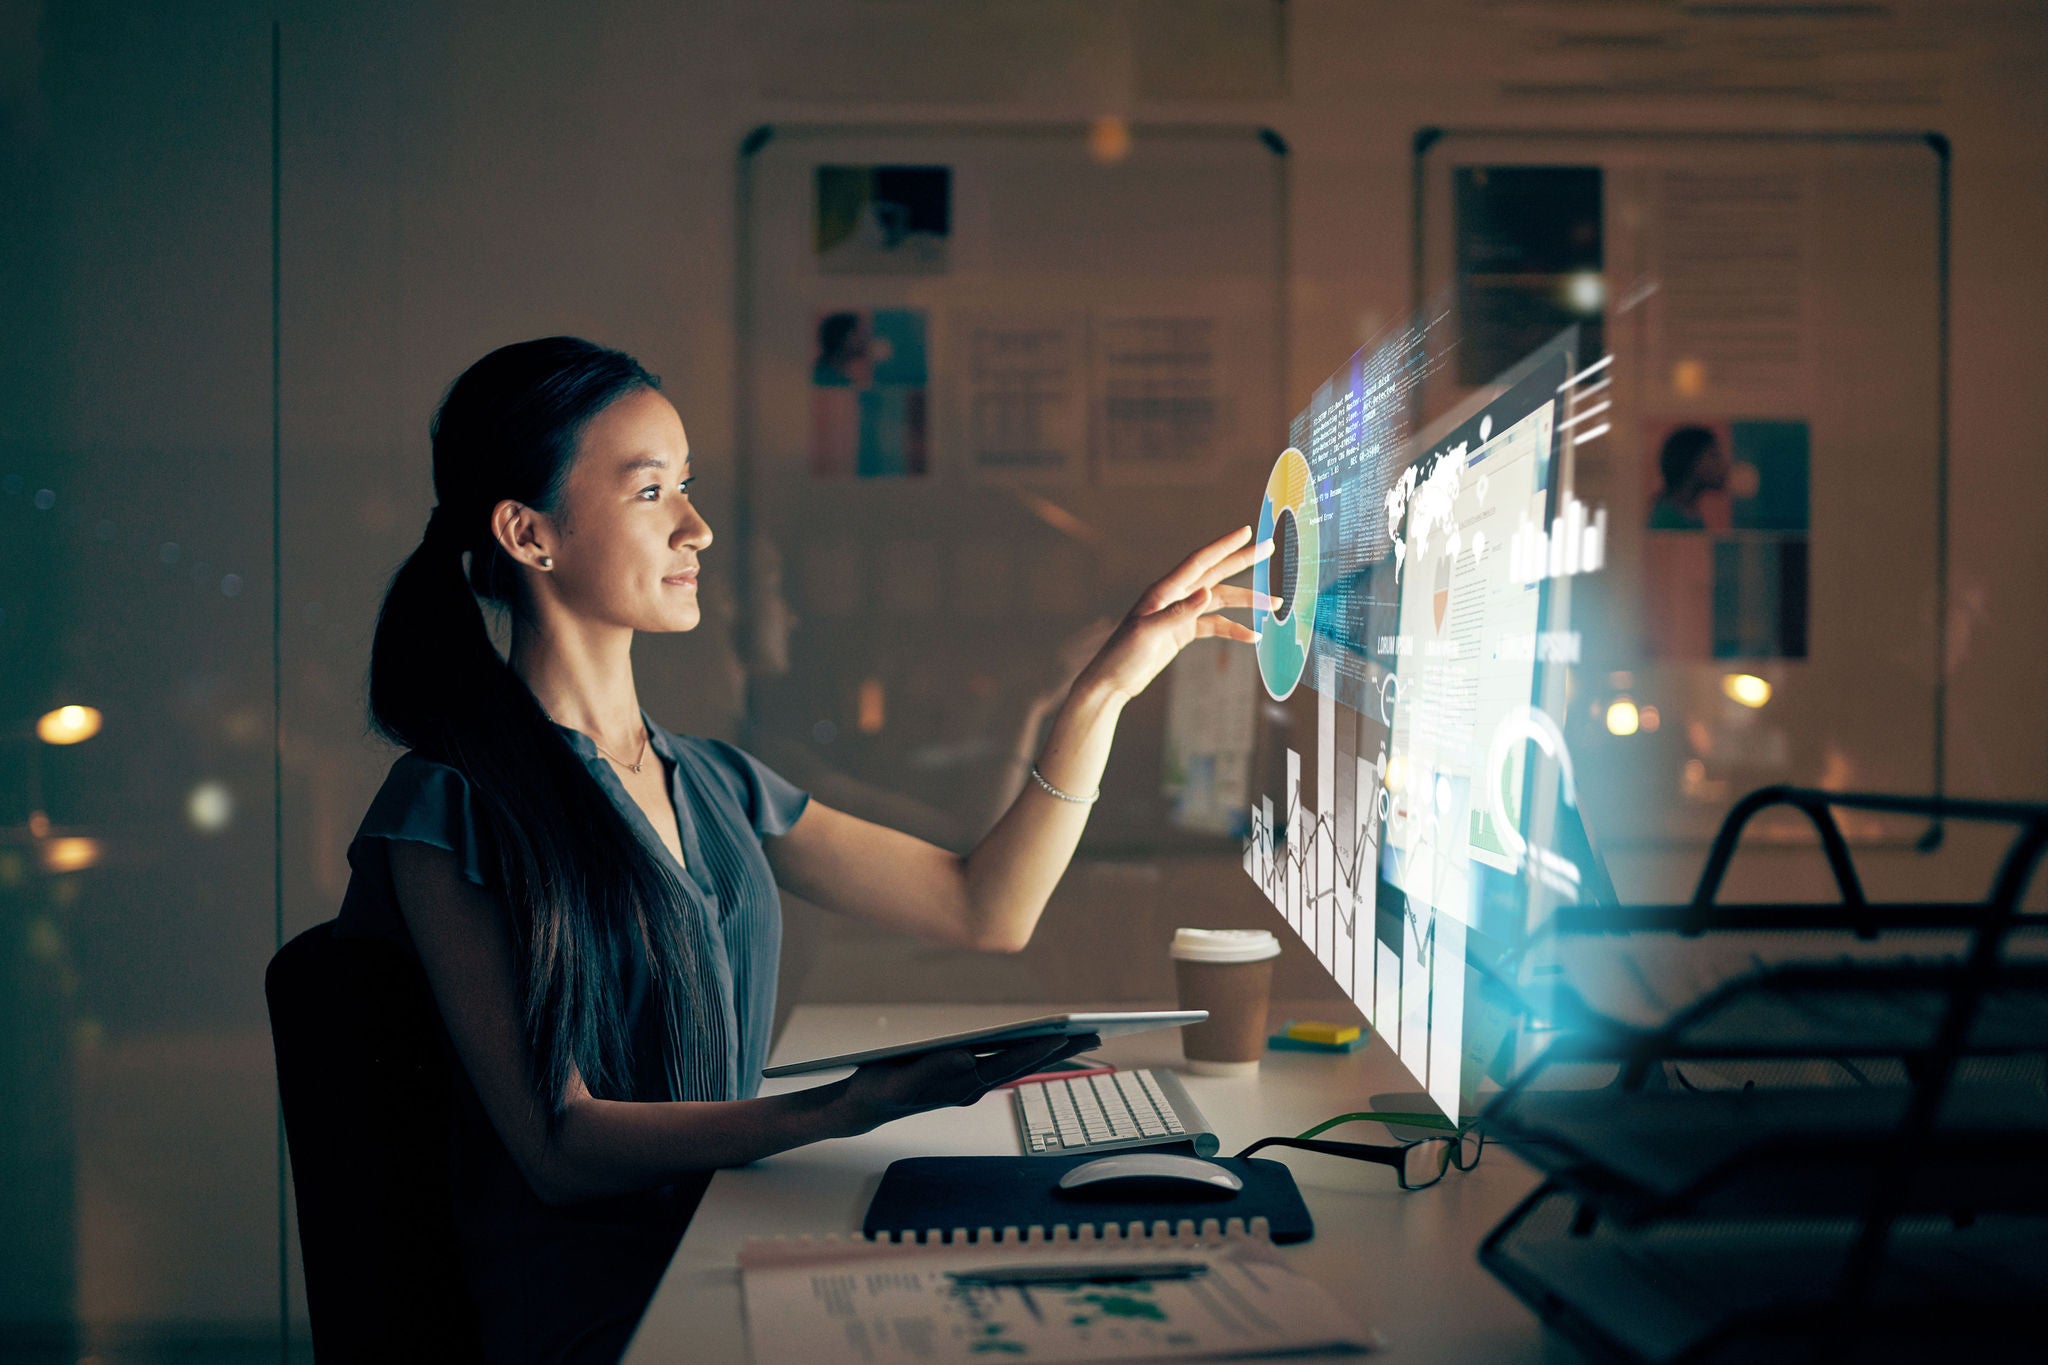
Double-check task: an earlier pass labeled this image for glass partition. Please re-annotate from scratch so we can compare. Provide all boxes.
[0,11,289,1358]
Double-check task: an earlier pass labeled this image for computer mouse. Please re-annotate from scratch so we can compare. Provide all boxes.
[1055,1152,1244,1199]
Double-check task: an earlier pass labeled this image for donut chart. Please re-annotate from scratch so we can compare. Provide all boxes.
[1254,446,1321,700]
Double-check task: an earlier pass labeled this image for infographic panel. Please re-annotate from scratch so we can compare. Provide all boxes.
[1245,326,1611,1121]
[1382,395,1554,923]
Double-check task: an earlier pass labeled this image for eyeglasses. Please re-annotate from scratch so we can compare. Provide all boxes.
[1232,1110,1486,1192]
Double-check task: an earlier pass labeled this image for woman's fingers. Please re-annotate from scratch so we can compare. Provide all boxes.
[1206,583,1272,612]
[975,1035,1071,1079]
[1050,1033,1102,1065]
[1193,583,1268,642]
[1145,526,1254,609]
[958,1033,1102,1104]
[1175,524,1256,585]
[850,1035,1110,1123]
[1196,615,1259,644]
[1197,536,1275,594]
[1082,528,1271,703]
[1145,536,1272,616]
[992,1032,1097,1080]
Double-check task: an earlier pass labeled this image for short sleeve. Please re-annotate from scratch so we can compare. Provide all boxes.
[349,752,495,889]
[697,739,811,839]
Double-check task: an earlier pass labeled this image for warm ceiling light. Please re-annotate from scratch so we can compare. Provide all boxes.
[1721,673,1772,709]
[857,678,886,735]
[1087,115,1132,164]
[42,836,101,874]
[37,705,103,745]
[1605,698,1641,737]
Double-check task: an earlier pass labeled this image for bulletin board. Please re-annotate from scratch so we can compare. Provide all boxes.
[734,123,1287,854]
[1411,130,1948,846]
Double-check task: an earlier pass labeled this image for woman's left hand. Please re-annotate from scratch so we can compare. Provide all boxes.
[1079,526,1272,704]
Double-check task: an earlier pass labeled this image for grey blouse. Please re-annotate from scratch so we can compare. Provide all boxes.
[338,715,810,1102]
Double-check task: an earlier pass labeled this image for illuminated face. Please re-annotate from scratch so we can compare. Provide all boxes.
[547,387,713,634]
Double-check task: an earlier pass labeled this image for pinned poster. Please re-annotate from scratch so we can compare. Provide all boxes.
[814,165,950,276]
[1642,417,1810,659]
[1649,168,1812,406]
[809,308,930,478]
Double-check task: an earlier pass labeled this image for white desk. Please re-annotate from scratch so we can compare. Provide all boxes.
[625,1003,1563,1364]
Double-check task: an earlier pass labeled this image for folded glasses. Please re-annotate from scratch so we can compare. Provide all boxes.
[1233,1110,1486,1191]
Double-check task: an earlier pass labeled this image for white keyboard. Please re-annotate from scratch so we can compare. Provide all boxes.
[1012,1067,1219,1157]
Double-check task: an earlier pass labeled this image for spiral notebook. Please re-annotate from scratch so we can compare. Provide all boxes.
[739,1224,1376,1363]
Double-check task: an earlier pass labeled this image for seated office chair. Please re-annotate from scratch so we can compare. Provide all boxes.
[267,919,483,1362]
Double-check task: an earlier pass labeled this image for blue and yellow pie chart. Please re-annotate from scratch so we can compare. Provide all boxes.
[1254,446,1320,701]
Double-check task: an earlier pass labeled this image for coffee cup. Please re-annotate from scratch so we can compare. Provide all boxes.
[1171,928,1281,1076]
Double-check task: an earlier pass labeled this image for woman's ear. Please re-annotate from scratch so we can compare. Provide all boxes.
[491,499,555,573]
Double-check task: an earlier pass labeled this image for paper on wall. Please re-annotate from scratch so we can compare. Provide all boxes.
[1647,169,1813,407]
[950,309,1088,482]
[1094,315,1223,486]
[1163,639,1258,837]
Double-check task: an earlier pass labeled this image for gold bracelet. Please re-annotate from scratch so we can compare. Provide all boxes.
[1029,764,1100,804]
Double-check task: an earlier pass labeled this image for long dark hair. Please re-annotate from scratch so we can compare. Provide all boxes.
[370,336,701,1120]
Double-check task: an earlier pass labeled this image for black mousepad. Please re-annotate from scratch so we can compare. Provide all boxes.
[863,1149,1314,1244]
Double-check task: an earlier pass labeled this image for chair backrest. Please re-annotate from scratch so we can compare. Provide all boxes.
[267,919,483,1361]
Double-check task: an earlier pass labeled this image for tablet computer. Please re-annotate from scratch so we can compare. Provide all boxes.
[760,1011,1208,1078]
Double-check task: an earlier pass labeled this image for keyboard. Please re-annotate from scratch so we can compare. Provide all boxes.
[1012,1067,1219,1157]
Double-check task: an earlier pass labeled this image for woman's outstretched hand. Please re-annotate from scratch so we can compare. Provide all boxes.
[1079,526,1272,704]
[830,1033,1102,1136]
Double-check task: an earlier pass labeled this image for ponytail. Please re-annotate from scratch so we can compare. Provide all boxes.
[369,337,703,1120]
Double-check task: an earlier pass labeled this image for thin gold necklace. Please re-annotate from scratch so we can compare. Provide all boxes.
[544,709,650,775]
[589,727,650,775]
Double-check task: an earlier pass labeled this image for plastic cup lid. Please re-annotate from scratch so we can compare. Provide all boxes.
[1170,927,1281,963]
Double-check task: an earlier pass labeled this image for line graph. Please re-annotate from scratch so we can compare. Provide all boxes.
[1242,658,1471,1117]
[1241,757,1374,992]
[1245,654,1474,1113]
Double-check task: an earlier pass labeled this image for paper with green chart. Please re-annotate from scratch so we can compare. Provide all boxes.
[739,1230,1375,1362]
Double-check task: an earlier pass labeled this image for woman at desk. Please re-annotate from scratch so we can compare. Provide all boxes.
[337,336,1265,1362]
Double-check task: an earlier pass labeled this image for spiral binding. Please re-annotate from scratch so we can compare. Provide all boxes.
[740,1216,1273,1267]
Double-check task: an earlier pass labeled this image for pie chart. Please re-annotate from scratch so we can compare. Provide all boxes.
[1254,446,1321,700]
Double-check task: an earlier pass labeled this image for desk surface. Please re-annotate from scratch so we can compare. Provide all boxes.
[625,1002,1559,1364]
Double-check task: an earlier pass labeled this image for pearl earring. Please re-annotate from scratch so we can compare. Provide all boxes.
[539,555,554,569]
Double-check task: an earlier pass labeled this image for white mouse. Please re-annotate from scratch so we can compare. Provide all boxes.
[1056,1152,1244,1194]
